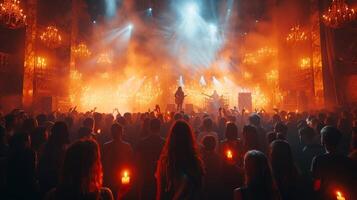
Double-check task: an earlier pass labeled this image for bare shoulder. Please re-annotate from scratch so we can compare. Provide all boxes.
[100,187,114,200]
[233,188,243,200]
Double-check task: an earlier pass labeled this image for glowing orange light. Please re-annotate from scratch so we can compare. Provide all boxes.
[121,170,130,185]
[40,26,63,48]
[73,42,91,58]
[36,56,47,69]
[286,25,307,43]
[243,71,252,80]
[322,0,356,28]
[300,57,311,70]
[70,70,82,80]
[226,150,233,160]
[97,53,112,65]
[266,69,279,82]
[0,0,27,29]
[242,47,277,65]
[96,129,101,134]
[252,86,269,109]
[336,191,345,200]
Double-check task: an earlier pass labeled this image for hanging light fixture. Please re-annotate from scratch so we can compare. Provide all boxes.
[36,56,47,70]
[73,42,91,58]
[322,0,356,28]
[0,0,27,29]
[286,25,308,43]
[299,57,311,70]
[40,26,63,48]
[97,52,112,65]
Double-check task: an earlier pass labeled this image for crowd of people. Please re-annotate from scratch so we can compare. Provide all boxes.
[0,107,356,200]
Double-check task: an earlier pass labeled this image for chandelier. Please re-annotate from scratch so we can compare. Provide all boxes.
[286,25,308,43]
[36,56,47,70]
[73,42,91,58]
[97,53,112,65]
[40,26,63,48]
[0,0,26,29]
[322,0,355,28]
[266,69,279,82]
[300,57,311,70]
[243,47,277,65]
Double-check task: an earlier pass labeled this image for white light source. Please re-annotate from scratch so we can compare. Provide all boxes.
[200,76,206,86]
[128,24,133,31]
[186,3,198,15]
[208,24,217,35]
[179,75,184,87]
[148,8,152,12]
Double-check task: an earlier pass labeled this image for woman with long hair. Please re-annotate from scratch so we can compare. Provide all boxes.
[38,121,70,196]
[220,122,243,165]
[234,150,281,200]
[156,120,204,200]
[45,139,113,200]
[269,140,299,200]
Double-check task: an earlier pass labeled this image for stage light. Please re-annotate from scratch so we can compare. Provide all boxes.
[105,0,116,18]
[148,8,152,12]
[93,20,96,24]
[200,76,206,86]
[186,3,198,15]
[179,75,184,87]
[128,24,133,31]
[208,24,217,35]
[166,1,225,69]
[212,76,222,87]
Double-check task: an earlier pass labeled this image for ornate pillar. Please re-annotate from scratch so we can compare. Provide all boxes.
[23,0,38,109]
[70,0,78,73]
[310,0,325,108]
[68,0,79,105]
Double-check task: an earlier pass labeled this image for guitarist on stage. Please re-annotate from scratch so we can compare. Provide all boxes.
[174,86,186,111]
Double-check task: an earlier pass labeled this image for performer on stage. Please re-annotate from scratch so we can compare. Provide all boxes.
[175,86,186,111]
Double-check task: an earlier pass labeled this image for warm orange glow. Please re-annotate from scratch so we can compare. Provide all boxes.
[73,42,91,58]
[243,47,277,65]
[252,86,269,109]
[96,129,101,134]
[97,53,112,65]
[0,0,27,29]
[336,190,345,200]
[286,25,307,43]
[226,150,233,159]
[121,170,130,185]
[322,0,355,28]
[70,70,82,80]
[36,56,47,69]
[300,57,311,70]
[40,26,62,48]
[243,71,252,80]
[266,69,278,82]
